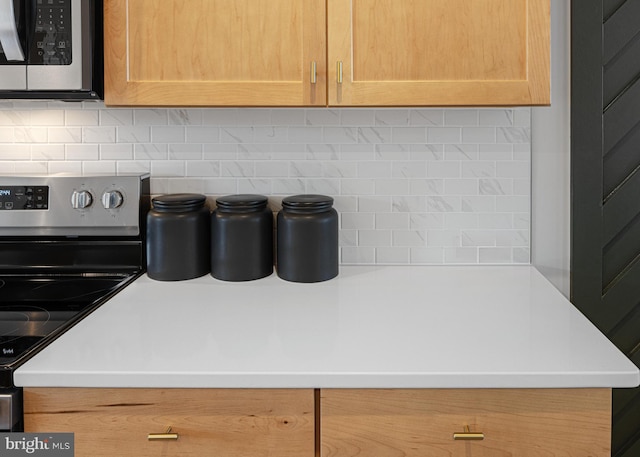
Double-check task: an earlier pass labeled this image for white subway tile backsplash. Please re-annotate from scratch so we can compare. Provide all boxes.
[427,196,461,212]
[409,178,443,196]
[375,109,410,125]
[376,212,409,230]
[374,178,409,195]
[444,144,478,161]
[83,127,116,144]
[31,110,64,126]
[411,247,445,263]
[306,109,340,126]
[341,109,375,126]
[0,127,16,143]
[392,127,427,143]
[392,230,426,247]
[15,127,47,143]
[65,144,99,160]
[287,126,323,143]
[152,126,185,143]
[169,109,203,126]
[444,179,478,195]
[409,109,444,126]
[342,213,375,230]
[462,127,496,144]
[83,160,117,175]
[65,110,99,126]
[48,160,81,174]
[444,109,478,126]
[99,144,133,160]
[427,127,461,143]
[151,160,185,177]
[444,247,477,264]
[479,247,513,264]
[410,213,444,230]
[513,247,531,264]
[479,178,512,196]
[31,144,65,160]
[427,161,460,178]
[461,196,496,213]
[134,110,168,125]
[100,109,133,126]
[238,178,271,194]
[186,126,219,143]
[497,127,530,144]
[1,104,530,265]
[0,145,28,157]
[479,109,514,126]
[306,178,339,195]
[479,144,513,160]
[341,246,375,264]
[48,127,82,143]
[359,230,392,247]
[0,110,30,126]
[357,127,392,144]
[376,247,410,264]
[427,229,460,247]
[14,161,48,173]
[272,178,305,195]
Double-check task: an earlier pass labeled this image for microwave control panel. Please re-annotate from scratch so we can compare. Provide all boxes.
[0,186,49,210]
[30,0,72,65]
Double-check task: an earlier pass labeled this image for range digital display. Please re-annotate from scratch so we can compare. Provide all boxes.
[0,186,49,210]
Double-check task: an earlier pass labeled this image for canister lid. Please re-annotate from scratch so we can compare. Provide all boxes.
[281,194,334,212]
[152,193,207,212]
[215,194,268,212]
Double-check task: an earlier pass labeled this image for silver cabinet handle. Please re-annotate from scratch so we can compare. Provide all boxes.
[0,0,25,61]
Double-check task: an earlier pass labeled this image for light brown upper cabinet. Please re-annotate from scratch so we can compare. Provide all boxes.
[103,0,327,106]
[104,0,550,107]
[328,0,550,106]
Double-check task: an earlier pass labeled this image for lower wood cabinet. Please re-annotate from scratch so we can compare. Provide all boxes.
[24,387,612,457]
[321,389,612,457]
[23,388,315,457]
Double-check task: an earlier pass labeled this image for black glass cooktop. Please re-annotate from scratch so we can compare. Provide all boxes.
[0,274,136,384]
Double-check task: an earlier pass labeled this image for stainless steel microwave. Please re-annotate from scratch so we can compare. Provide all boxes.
[0,0,102,100]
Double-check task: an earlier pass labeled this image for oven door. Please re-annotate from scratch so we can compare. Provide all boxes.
[0,388,22,432]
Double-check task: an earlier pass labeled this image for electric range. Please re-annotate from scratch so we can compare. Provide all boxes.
[0,174,150,431]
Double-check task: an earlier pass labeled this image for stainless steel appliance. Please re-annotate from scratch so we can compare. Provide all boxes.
[0,0,102,99]
[0,174,149,431]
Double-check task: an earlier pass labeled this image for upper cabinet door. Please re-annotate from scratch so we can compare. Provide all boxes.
[327,0,550,106]
[104,0,326,106]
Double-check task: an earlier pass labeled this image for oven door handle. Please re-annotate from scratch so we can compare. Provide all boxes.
[0,0,25,61]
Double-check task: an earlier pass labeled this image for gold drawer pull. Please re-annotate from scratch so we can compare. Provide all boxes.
[453,425,484,441]
[311,61,317,84]
[148,426,179,441]
[337,61,343,84]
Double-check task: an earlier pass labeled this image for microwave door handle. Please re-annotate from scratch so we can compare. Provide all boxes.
[0,0,25,61]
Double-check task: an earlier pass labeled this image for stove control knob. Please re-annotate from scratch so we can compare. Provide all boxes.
[71,190,93,209]
[102,190,124,209]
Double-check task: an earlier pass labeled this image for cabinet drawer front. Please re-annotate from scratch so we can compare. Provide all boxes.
[25,388,314,457]
[322,389,611,457]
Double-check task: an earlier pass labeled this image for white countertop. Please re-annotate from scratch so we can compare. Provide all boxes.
[14,266,640,389]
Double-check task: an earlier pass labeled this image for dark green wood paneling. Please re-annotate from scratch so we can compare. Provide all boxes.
[571,1,640,455]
